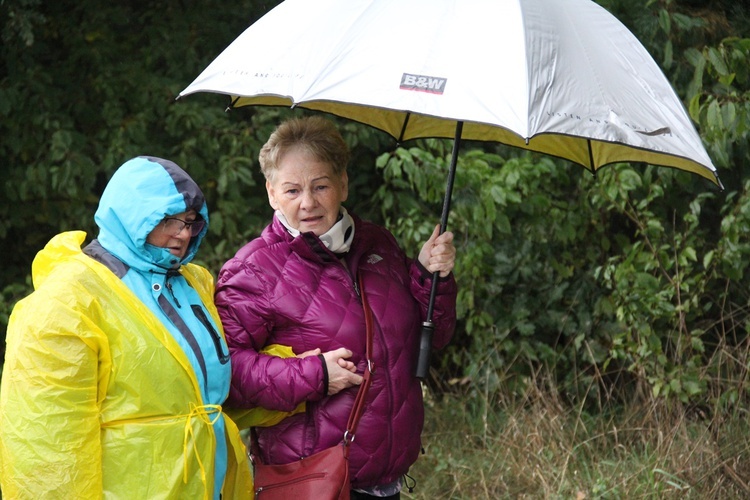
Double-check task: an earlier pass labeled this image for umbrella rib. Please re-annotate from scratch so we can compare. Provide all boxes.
[587,139,596,177]
[228,96,242,112]
[398,113,412,144]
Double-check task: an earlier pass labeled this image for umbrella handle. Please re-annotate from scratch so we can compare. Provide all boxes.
[415,321,434,379]
[415,121,463,380]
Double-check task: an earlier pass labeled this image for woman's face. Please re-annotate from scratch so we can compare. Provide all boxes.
[266,148,348,236]
[146,209,198,259]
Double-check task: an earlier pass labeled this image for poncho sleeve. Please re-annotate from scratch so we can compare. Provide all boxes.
[0,288,108,499]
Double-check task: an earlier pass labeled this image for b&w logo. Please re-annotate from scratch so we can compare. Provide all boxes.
[400,73,447,95]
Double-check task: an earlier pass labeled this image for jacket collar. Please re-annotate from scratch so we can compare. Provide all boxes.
[272,214,373,269]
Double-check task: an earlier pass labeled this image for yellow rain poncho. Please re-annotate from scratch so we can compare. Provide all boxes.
[0,231,258,499]
[0,231,300,499]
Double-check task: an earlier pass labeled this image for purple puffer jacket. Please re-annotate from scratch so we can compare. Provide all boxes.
[215,213,457,488]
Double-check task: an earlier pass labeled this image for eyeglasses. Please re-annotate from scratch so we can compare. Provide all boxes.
[160,217,206,237]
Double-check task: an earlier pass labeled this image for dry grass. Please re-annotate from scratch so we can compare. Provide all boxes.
[404,379,750,499]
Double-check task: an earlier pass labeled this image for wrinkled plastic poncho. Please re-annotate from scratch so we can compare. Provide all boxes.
[0,158,299,499]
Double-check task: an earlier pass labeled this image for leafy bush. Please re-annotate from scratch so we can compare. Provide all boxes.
[1,0,750,420]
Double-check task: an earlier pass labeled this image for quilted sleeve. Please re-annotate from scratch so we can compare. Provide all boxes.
[215,257,326,411]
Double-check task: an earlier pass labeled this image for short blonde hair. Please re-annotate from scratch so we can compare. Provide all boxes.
[259,116,350,181]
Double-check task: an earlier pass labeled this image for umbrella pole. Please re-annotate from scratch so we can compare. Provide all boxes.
[416,121,463,379]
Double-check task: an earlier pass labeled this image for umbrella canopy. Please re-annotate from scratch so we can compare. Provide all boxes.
[180,0,721,187]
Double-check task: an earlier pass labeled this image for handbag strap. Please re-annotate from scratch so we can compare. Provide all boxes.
[343,273,375,447]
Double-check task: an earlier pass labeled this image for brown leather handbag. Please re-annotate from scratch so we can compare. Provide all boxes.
[252,274,375,500]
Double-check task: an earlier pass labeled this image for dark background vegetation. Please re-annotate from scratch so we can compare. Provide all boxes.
[1,1,750,494]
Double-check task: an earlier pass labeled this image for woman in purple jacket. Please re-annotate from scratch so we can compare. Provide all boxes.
[215,116,457,499]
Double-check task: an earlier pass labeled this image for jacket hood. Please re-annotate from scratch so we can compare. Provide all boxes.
[94,156,209,272]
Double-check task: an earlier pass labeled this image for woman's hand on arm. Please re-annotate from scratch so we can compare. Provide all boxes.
[298,347,356,372]
[321,348,363,395]
[418,224,456,278]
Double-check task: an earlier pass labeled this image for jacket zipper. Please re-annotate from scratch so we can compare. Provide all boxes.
[191,305,231,364]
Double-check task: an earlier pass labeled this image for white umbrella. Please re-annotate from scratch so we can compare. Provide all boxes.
[180,0,722,377]
[180,0,719,185]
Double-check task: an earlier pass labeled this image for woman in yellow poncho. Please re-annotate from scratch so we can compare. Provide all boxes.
[0,156,283,499]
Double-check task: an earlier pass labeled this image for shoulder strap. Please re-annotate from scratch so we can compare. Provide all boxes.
[343,274,375,447]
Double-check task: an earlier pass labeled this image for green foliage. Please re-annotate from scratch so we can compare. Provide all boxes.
[591,167,714,403]
[1,0,750,423]
[686,37,750,174]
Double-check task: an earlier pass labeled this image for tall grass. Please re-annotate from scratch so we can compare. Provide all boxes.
[407,375,750,499]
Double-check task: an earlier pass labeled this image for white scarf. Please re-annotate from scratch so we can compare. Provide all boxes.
[275,207,355,254]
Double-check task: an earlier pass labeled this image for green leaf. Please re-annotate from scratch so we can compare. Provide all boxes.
[688,94,702,122]
[722,102,737,128]
[707,47,729,76]
[703,250,714,269]
[684,48,705,68]
[658,9,671,35]
[707,99,723,130]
